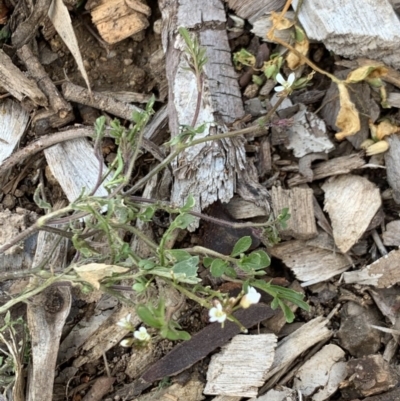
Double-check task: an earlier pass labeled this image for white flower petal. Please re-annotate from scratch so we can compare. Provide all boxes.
[209,304,227,323]
[274,86,285,92]
[287,72,296,86]
[134,326,150,341]
[275,73,285,85]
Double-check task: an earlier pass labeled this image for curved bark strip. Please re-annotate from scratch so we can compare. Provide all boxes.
[159,0,247,229]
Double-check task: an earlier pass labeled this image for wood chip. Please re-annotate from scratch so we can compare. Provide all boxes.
[293,344,347,401]
[262,317,332,388]
[86,0,151,44]
[385,134,400,204]
[225,196,268,219]
[269,239,352,286]
[382,221,400,246]
[322,175,381,253]
[0,99,30,166]
[343,249,400,288]
[226,0,285,23]
[292,0,400,69]
[271,186,317,240]
[204,334,277,397]
[44,138,109,202]
[252,386,297,401]
[287,153,366,187]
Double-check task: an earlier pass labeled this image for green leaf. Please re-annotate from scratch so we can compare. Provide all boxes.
[172,213,196,229]
[167,249,192,262]
[264,64,277,79]
[136,304,164,329]
[172,256,199,278]
[132,283,145,292]
[278,299,295,323]
[181,194,196,212]
[138,259,156,270]
[231,236,252,257]
[224,266,237,278]
[203,257,213,268]
[237,252,262,271]
[210,259,228,278]
[161,325,191,341]
[139,206,156,222]
[248,250,270,269]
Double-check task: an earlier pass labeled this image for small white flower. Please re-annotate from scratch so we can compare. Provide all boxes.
[240,286,261,309]
[134,326,151,342]
[209,303,227,323]
[117,314,133,330]
[274,72,296,92]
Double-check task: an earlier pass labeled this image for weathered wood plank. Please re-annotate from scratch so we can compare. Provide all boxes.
[44,138,109,201]
[160,0,249,228]
[292,0,400,69]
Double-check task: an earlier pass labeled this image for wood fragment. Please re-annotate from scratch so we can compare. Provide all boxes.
[293,344,347,401]
[382,221,400,246]
[292,0,400,69]
[254,387,297,401]
[322,175,381,253]
[204,334,277,397]
[11,0,51,48]
[62,82,142,121]
[226,0,285,23]
[225,196,267,219]
[343,249,400,288]
[262,317,332,389]
[141,304,275,383]
[385,134,400,204]
[0,49,47,106]
[271,186,317,240]
[287,153,366,187]
[86,0,151,44]
[0,99,30,167]
[17,45,73,118]
[44,138,109,202]
[81,376,115,401]
[269,238,352,286]
[160,0,249,229]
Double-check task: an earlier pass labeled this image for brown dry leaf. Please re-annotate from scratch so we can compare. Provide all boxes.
[74,263,129,289]
[48,0,91,91]
[270,11,294,30]
[375,120,400,140]
[346,65,388,83]
[335,83,361,140]
[287,26,309,70]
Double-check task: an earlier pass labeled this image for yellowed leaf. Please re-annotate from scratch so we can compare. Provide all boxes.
[346,65,388,83]
[375,120,400,140]
[335,83,360,141]
[74,263,129,289]
[270,11,294,30]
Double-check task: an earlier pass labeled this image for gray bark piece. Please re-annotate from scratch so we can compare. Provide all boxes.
[0,99,30,166]
[226,0,285,23]
[160,0,246,229]
[204,334,277,397]
[385,134,400,204]
[292,0,400,69]
[44,138,108,202]
[382,221,400,246]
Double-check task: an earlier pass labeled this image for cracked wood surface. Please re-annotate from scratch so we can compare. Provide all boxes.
[159,0,247,229]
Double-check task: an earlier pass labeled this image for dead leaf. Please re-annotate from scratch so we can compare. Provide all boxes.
[48,0,91,91]
[270,11,294,30]
[375,120,400,140]
[346,65,388,83]
[335,83,360,141]
[287,26,309,70]
[74,263,129,289]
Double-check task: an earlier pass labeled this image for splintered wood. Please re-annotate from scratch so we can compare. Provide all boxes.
[344,249,400,288]
[292,0,400,69]
[271,186,317,240]
[270,237,352,286]
[159,0,263,229]
[44,138,109,202]
[204,334,277,397]
[322,175,381,253]
[86,0,151,44]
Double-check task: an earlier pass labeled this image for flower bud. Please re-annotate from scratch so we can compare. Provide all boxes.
[366,140,389,156]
